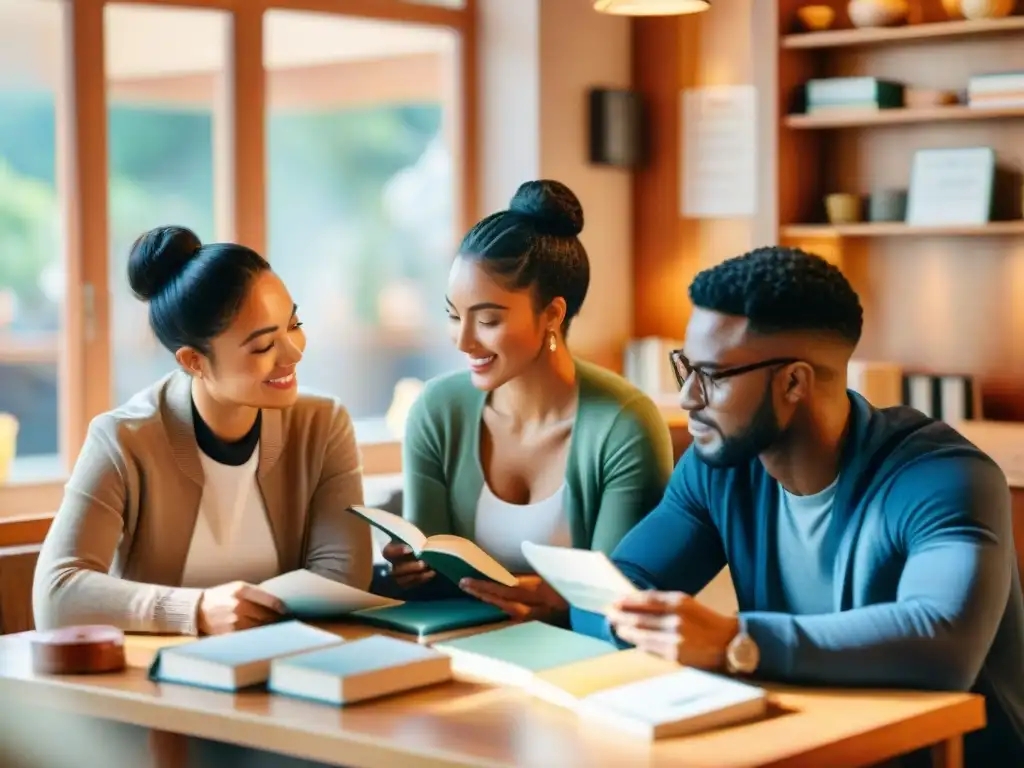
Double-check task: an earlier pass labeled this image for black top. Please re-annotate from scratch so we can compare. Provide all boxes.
[191,398,261,466]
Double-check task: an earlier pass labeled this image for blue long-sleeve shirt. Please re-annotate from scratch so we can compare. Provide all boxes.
[573,392,1024,764]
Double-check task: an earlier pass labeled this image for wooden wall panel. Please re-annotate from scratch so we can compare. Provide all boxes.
[631,17,702,340]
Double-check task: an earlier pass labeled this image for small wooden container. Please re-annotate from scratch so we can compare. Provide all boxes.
[30,625,127,675]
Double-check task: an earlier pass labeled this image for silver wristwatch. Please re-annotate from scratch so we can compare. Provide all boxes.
[725,623,760,675]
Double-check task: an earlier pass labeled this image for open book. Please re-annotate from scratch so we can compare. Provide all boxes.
[259,569,402,620]
[520,541,639,614]
[347,505,517,587]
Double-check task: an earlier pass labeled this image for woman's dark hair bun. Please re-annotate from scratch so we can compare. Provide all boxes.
[509,179,584,238]
[127,225,202,301]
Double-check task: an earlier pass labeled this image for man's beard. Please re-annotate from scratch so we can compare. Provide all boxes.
[693,385,784,468]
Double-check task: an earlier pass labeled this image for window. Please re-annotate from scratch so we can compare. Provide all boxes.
[0,0,473,515]
[265,10,463,421]
[0,0,66,482]
[105,4,227,404]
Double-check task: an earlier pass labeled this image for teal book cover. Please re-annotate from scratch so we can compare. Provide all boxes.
[354,598,508,637]
[417,551,500,588]
[437,621,618,671]
[148,620,342,691]
[271,635,442,679]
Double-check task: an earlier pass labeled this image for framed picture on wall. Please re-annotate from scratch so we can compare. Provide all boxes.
[906,147,995,226]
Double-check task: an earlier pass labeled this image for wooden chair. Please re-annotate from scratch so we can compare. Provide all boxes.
[0,545,39,635]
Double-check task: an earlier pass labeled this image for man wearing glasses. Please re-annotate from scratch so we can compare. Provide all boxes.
[573,246,1024,764]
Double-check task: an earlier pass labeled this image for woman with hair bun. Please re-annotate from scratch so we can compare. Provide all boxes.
[33,227,372,636]
[379,180,674,622]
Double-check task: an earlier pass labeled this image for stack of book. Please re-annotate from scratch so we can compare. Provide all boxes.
[803,77,904,114]
[623,337,682,399]
[148,621,453,706]
[967,71,1024,109]
[434,621,768,740]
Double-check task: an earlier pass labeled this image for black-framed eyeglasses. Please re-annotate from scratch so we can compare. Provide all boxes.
[669,349,800,402]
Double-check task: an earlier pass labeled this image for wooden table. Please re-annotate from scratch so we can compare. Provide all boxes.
[0,624,984,768]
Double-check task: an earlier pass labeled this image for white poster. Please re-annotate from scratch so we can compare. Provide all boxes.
[681,85,758,218]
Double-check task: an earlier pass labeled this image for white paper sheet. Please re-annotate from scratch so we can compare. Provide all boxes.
[520,542,639,614]
[680,84,758,218]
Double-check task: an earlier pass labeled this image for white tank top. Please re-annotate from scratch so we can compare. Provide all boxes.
[474,482,571,574]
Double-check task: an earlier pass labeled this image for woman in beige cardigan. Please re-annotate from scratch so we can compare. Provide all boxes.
[33,226,372,636]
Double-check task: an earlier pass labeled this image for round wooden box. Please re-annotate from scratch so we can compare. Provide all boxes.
[30,625,127,675]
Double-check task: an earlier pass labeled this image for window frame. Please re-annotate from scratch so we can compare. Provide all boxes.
[0,0,477,521]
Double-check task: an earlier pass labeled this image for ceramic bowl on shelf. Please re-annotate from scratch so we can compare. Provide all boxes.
[826,193,863,225]
[959,0,1016,19]
[868,189,908,223]
[797,4,836,30]
[847,0,909,27]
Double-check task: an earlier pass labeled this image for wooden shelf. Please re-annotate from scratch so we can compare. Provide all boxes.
[782,16,1024,50]
[781,222,1024,238]
[785,104,1024,128]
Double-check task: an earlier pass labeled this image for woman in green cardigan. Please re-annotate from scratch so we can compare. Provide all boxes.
[381,179,674,622]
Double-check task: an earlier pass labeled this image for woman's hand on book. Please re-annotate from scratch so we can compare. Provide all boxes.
[382,542,436,588]
[458,575,569,621]
[196,581,287,635]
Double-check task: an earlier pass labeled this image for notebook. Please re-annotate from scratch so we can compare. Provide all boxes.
[575,666,768,740]
[148,621,342,691]
[268,634,452,706]
[259,569,403,620]
[346,505,517,587]
[353,598,509,640]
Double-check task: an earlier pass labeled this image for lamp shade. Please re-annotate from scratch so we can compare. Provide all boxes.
[594,0,710,14]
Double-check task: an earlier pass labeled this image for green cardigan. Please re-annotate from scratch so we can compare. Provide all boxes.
[402,358,675,557]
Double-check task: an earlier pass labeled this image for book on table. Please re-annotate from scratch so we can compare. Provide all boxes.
[268,634,452,706]
[432,621,621,688]
[148,620,343,691]
[354,598,509,640]
[347,505,518,587]
[574,666,768,740]
[259,570,508,639]
[519,541,639,614]
[433,620,768,740]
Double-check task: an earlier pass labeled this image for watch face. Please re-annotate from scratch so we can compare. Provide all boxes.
[728,633,760,674]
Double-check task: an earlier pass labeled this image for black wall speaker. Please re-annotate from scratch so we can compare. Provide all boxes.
[588,87,645,169]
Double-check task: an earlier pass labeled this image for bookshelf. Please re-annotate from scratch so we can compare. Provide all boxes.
[781,221,1024,238]
[782,14,1024,48]
[785,104,1024,128]
[763,3,1024,408]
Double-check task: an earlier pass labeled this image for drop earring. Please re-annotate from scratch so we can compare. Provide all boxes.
[548,331,557,352]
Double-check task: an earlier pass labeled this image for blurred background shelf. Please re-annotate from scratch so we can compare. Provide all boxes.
[781,222,1024,238]
[782,15,1024,50]
[785,105,1024,128]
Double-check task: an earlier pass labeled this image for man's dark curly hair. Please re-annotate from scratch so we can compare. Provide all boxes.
[688,246,863,345]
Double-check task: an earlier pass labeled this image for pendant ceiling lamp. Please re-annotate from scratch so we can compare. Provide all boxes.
[594,0,710,14]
